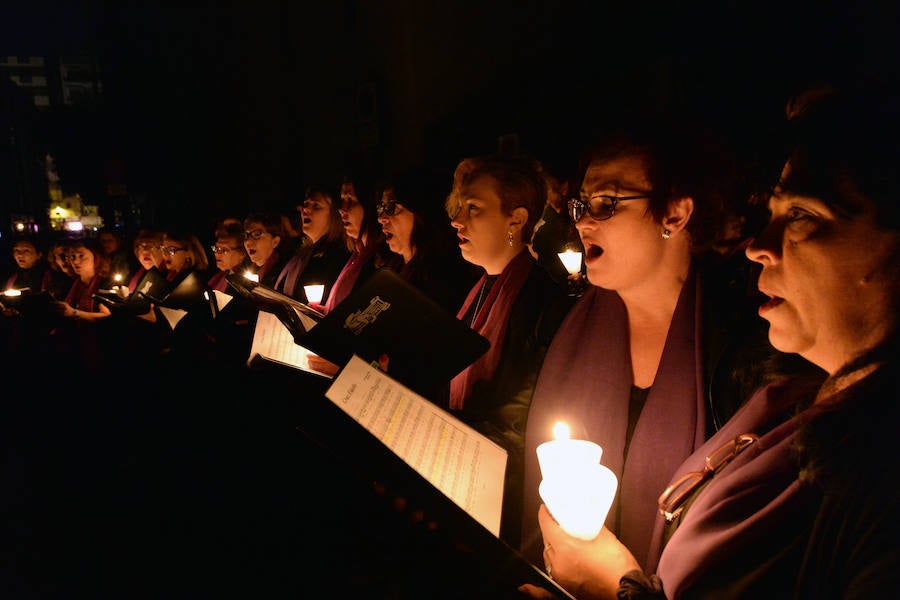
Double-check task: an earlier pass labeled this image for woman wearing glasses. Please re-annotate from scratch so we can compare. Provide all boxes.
[376,166,476,315]
[126,229,168,294]
[273,185,350,306]
[519,112,807,571]
[160,229,209,284]
[528,82,900,600]
[207,224,251,293]
[242,212,289,288]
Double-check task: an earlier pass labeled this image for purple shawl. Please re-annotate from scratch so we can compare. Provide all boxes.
[522,269,706,569]
[654,377,820,595]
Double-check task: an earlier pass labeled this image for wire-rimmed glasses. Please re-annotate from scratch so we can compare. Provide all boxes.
[568,193,653,222]
[376,202,399,217]
[243,229,269,241]
[657,433,760,523]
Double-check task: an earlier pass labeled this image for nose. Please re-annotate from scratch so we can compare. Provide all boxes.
[745,221,781,265]
[378,214,389,224]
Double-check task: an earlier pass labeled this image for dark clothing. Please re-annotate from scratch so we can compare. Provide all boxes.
[521,257,805,570]
[396,250,478,316]
[4,263,50,294]
[453,257,573,547]
[254,251,289,289]
[274,237,350,304]
[531,204,581,286]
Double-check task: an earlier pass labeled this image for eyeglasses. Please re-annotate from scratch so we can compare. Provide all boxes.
[657,433,760,523]
[376,202,398,217]
[568,194,653,222]
[135,243,158,252]
[161,246,188,256]
[243,229,270,241]
[211,245,241,255]
[67,252,89,262]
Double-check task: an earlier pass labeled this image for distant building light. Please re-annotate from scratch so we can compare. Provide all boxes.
[66,221,84,232]
[14,222,25,232]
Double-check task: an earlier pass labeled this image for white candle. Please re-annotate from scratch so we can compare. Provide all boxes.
[304,284,325,304]
[537,421,618,540]
[557,250,582,275]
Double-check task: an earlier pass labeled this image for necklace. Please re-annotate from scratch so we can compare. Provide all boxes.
[469,279,488,327]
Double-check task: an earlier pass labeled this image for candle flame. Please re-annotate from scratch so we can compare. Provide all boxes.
[4,288,22,297]
[244,270,259,283]
[552,421,571,440]
[113,273,123,282]
[557,250,583,275]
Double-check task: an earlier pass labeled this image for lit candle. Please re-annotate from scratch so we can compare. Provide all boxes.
[304,284,325,305]
[557,250,582,275]
[113,273,123,284]
[537,421,618,540]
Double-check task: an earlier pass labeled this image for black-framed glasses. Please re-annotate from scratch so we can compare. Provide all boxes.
[243,229,269,241]
[211,245,240,255]
[658,433,760,523]
[161,246,187,256]
[376,202,398,217]
[568,194,653,222]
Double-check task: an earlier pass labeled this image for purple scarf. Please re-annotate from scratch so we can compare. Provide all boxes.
[654,377,820,594]
[522,269,705,569]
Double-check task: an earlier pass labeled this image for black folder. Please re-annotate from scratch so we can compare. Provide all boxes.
[0,288,54,316]
[231,268,490,396]
[92,267,170,315]
[293,358,574,599]
[297,269,489,396]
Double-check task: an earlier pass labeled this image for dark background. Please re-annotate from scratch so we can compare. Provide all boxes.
[2,3,900,597]
[2,0,898,234]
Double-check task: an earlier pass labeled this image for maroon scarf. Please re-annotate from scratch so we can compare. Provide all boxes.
[449,250,534,410]
[257,251,281,283]
[128,267,148,292]
[207,269,228,292]
[324,250,365,314]
[64,275,103,311]
[522,268,705,569]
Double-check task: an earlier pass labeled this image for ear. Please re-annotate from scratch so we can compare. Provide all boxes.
[272,235,281,248]
[664,196,694,233]
[509,206,529,233]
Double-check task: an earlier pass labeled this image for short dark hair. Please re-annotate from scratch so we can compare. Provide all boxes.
[780,80,900,230]
[576,111,738,254]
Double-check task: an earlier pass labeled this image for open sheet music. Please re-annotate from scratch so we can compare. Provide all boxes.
[325,355,507,536]
[247,309,333,378]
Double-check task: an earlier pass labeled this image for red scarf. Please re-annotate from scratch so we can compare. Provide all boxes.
[449,250,533,410]
[65,275,103,311]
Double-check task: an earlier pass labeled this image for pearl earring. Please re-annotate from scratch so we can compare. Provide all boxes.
[662,228,671,240]
[507,231,514,247]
